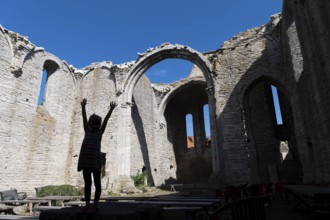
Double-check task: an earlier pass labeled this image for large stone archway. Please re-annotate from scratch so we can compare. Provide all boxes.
[115,43,220,191]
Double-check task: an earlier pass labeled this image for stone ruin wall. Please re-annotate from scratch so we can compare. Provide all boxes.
[0,26,184,194]
[281,0,330,183]
[208,14,297,185]
[0,27,77,193]
[2,1,330,194]
[0,15,291,194]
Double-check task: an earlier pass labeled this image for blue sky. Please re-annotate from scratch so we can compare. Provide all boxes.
[1,0,282,83]
[1,1,283,136]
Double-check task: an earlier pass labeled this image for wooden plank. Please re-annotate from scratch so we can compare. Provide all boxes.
[148,197,221,203]
[104,196,152,201]
[123,200,214,207]
[33,206,63,211]
[63,201,85,206]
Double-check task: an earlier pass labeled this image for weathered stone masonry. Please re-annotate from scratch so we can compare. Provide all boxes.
[1,0,330,194]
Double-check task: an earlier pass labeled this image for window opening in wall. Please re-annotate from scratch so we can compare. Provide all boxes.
[203,104,211,147]
[271,85,283,125]
[37,69,48,105]
[186,114,194,148]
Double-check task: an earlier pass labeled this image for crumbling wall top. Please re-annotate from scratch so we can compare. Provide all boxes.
[221,13,281,49]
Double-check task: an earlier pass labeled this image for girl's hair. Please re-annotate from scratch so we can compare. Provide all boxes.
[88,114,102,128]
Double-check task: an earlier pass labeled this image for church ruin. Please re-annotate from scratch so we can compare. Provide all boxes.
[1,0,330,194]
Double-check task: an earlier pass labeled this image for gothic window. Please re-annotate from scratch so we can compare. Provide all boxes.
[271,85,283,125]
[37,69,48,105]
[186,114,194,148]
[37,60,59,106]
[203,104,211,147]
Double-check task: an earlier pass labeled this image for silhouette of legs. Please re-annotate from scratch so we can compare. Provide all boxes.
[83,169,101,214]
[92,170,101,205]
[83,169,92,207]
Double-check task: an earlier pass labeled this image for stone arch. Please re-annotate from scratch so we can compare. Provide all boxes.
[115,43,220,190]
[23,51,76,84]
[43,59,60,74]
[161,79,213,183]
[122,43,214,102]
[37,59,60,106]
[239,75,290,107]
[158,79,206,116]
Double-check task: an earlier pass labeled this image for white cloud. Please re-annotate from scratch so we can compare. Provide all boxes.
[146,69,169,77]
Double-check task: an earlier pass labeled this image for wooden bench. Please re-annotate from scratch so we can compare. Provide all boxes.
[0,205,15,215]
[0,189,27,201]
[33,206,63,212]
[63,201,85,206]
[43,196,83,206]
[0,200,51,214]
[169,184,210,192]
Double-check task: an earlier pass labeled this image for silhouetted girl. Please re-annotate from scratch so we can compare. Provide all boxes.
[78,98,117,213]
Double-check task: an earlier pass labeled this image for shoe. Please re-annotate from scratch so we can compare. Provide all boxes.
[86,204,98,214]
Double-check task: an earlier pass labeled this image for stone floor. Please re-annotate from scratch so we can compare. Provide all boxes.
[0,188,313,220]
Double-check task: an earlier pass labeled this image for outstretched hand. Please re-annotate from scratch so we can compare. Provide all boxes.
[81,98,87,106]
[110,101,117,109]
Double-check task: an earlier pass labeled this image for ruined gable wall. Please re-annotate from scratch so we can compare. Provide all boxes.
[22,54,76,191]
[209,15,294,185]
[0,28,14,169]
[0,28,77,194]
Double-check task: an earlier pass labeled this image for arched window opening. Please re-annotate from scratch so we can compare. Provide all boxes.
[270,84,294,163]
[37,69,48,105]
[144,59,193,83]
[38,60,59,106]
[186,114,194,148]
[203,104,211,148]
[271,85,283,125]
[279,141,293,163]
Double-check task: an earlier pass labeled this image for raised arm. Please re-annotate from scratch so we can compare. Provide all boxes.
[101,101,117,133]
[81,98,88,131]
